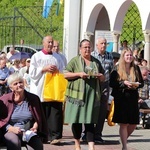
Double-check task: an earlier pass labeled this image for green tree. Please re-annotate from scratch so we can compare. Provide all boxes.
[120,3,144,48]
[0,0,64,50]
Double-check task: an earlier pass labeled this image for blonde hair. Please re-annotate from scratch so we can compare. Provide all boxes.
[117,48,136,81]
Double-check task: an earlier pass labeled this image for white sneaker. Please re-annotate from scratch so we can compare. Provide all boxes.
[140,119,143,125]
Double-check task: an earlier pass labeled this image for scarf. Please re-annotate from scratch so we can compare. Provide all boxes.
[65,55,101,106]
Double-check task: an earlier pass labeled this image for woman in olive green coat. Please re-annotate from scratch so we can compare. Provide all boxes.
[64,39,105,150]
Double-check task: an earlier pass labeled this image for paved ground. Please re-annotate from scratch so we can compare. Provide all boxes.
[0,122,150,150]
[43,122,150,150]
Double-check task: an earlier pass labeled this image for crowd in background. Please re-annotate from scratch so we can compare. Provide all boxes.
[0,37,150,150]
[0,49,31,96]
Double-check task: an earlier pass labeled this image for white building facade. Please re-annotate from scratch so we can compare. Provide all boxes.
[63,0,150,67]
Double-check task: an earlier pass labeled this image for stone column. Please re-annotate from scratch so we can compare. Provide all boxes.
[112,31,121,53]
[63,0,81,62]
[143,30,150,69]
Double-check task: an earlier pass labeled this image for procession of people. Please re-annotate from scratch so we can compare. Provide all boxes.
[0,36,149,150]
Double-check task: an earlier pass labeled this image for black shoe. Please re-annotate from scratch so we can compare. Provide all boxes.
[94,137,105,144]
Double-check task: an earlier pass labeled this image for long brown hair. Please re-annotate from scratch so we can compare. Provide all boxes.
[117,48,136,81]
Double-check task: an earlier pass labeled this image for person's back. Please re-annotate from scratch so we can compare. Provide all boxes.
[23,67,31,92]
[7,47,19,60]
[19,58,31,77]
[52,40,67,68]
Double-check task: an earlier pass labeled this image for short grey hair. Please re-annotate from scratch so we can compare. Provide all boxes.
[9,46,15,51]
[7,73,24,86]
[96,37,107,45]
[139,66,148,72]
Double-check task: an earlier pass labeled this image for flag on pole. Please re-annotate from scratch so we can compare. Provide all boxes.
[56,0,63,16]
[42,0,54,18]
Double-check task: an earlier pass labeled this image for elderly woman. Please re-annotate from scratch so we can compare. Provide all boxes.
[64,39,105,150]
[0,73,48,150]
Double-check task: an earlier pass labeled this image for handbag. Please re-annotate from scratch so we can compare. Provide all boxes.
[107,100,115,126]
[43,73,68,102]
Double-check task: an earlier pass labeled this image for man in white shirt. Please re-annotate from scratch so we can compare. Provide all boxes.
[29,35,64,144]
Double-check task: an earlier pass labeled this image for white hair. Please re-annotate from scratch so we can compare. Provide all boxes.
[96,37,107,44]
[7,73,24,86]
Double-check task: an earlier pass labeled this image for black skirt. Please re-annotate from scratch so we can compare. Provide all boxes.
[112,89,139,124]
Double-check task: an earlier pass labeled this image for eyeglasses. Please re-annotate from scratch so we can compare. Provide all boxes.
[53,46,59,48]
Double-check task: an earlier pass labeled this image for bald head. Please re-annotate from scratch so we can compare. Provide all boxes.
[53,40,60,53]
[42,36,53,53]
[9,47,16,55]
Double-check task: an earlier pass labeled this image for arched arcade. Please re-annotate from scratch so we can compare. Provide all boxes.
[63,0,150,67]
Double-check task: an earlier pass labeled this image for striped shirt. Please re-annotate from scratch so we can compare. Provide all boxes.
[91,50,114,81]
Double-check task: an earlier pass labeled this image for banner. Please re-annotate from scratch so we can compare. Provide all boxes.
[42,0,54,18]
[56,0,63,16]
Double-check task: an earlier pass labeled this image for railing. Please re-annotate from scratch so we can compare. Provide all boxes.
[0,5,64,50]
